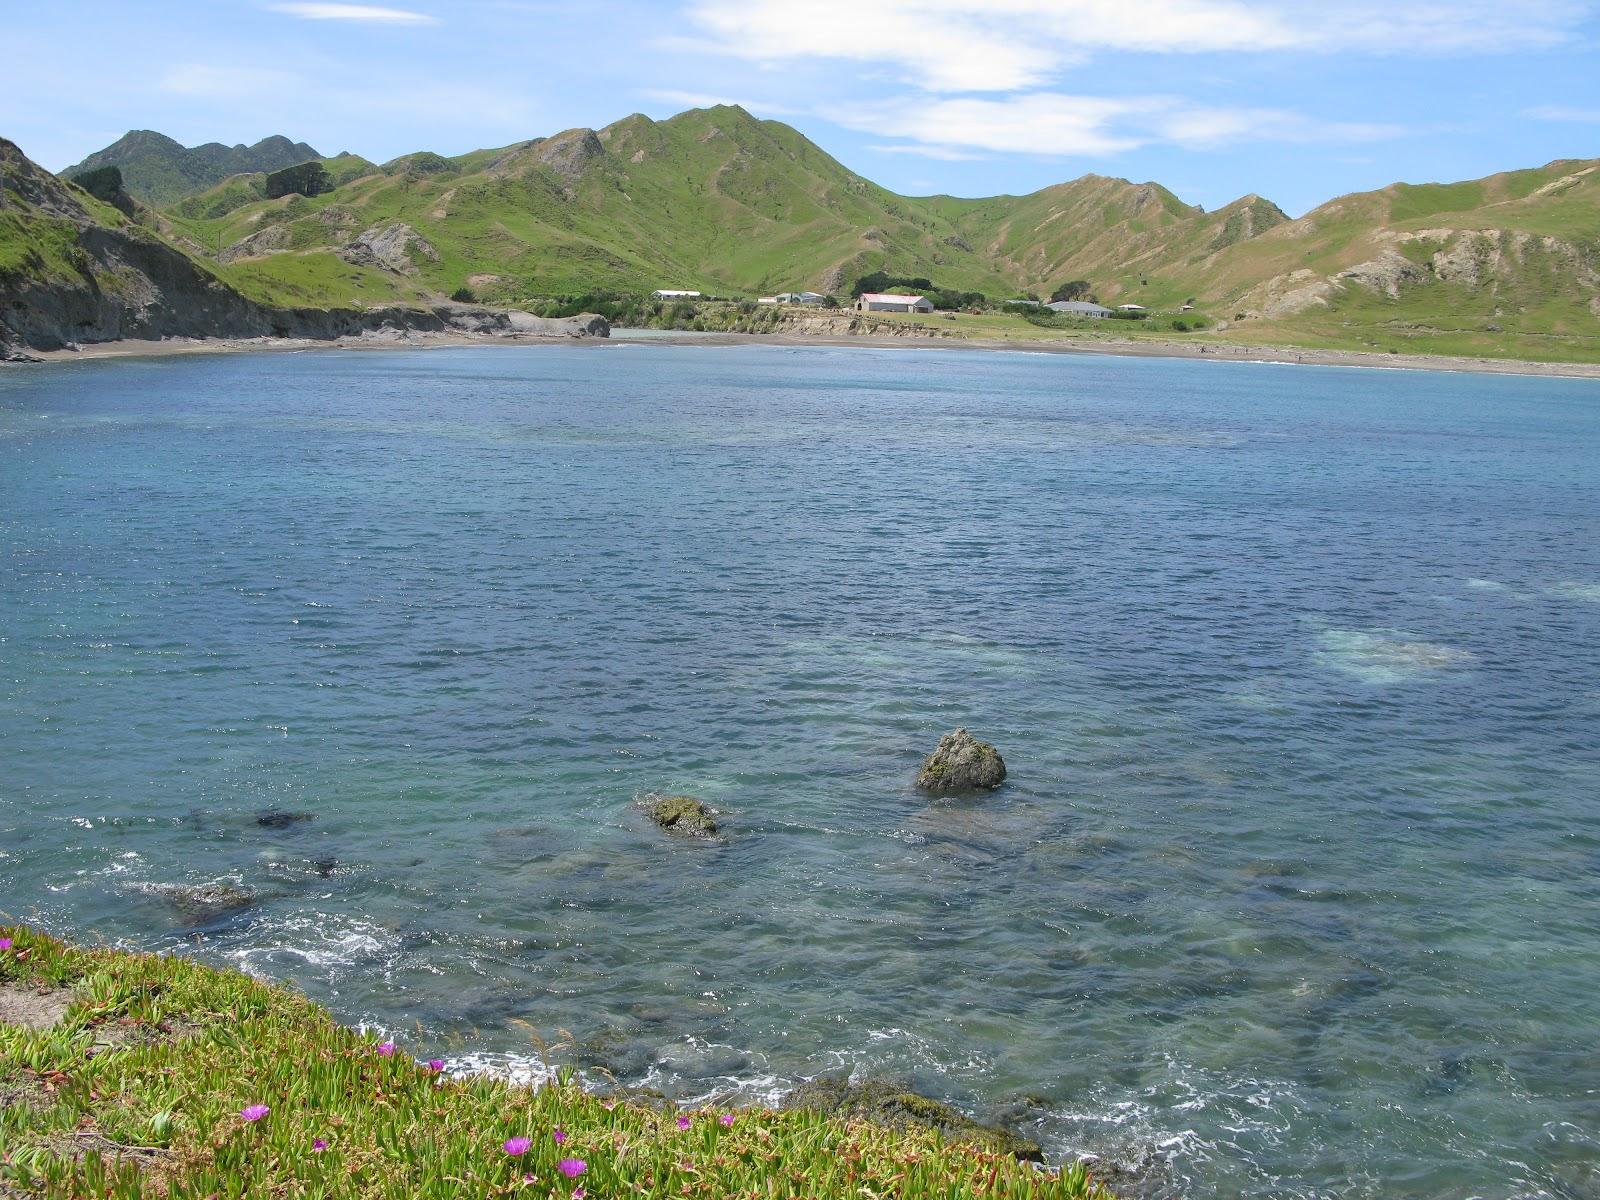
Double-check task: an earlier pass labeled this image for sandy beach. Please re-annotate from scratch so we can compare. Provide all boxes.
[8,326,1600,380]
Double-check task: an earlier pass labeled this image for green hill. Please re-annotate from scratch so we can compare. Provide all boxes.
[19,109,1600,363]
[63,130,323,206]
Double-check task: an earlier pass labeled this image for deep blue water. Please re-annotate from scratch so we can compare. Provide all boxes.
[2,341,1598,1198]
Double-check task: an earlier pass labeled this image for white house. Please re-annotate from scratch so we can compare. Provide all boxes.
[653,289,702,299]
[857,292,933,314]
[774,291,826,306]
[1047,301,1112,318]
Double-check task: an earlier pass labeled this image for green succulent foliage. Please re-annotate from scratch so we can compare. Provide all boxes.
[0,926,1112,1200]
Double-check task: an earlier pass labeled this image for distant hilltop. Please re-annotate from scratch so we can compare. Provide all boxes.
[5,105,1599,364]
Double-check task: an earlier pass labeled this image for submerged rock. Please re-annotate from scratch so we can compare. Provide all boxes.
[782,1075,1043,1163]
[916,728,1006,792]
[643,794,719,838]
[138,882,256,924]
[256,809,314,829]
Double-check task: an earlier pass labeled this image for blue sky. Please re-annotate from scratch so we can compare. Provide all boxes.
[5,0,1599,215]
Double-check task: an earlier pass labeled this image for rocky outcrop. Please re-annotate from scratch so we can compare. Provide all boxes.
[338,223,439,274]
[643,794,719,838]
[916,728,1006,792]
[536,128,605,196]
[1339,250,1428,299]
[782,1076,1042,1163]
[218,223,291,263]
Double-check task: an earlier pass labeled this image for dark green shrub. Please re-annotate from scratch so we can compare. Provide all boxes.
[69,165,124,203]
[264,161,331,199]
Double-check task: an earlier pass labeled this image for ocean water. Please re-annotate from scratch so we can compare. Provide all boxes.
[2,342,1598,1198]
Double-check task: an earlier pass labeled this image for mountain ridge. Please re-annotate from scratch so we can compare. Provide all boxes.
[11,108,1600,363]
[64,131,324,207]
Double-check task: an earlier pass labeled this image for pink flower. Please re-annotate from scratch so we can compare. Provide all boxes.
[676,1115,691,1131]
[557,1158,586,1179]
[427,1059,445,1072]
[553,1128,567,1145]
[376,1041,396,1057]
[0,937,13,951]
[573,1190,585,1200]
[503,1137,532,1157]
[312,1138,328,1152]
[240,1104,270,1122]
[720,1113,735,1127]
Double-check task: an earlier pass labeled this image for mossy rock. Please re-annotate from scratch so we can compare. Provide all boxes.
[781,1075,1043,1163]
[643,794,719,838]
[916,728,1006,793]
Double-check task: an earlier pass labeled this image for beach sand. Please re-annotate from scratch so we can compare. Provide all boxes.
[10,327,1600,380]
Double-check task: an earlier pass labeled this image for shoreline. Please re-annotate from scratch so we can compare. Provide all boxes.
[5,326,1600,380]
[0,925,1110,1198]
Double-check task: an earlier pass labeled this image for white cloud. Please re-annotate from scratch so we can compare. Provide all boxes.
[866,144,987,162]
[269,3,436,23]
[1524,104,1600,122]
[834,94,1155,156]
[832,93,1406,159]
[686,0,1589,92]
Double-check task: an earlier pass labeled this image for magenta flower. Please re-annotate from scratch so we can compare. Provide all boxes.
[720,1113,735,1127]
[0,937,13,951]
[503,1136,532,1157]
[676,1115,691,1130]
[557,1158,586,1179]
[553,1128,567,1145]
[573,1190,585,1200]
[312,1137,328,1152]
[240,1104,270,1122]
[427,1059,445,1072]
[376,1041,396,1057]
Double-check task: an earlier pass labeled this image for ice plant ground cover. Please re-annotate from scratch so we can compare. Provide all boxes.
[0,927,1109,1199]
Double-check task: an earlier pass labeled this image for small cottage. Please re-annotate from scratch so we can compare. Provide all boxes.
[857,293,933,314]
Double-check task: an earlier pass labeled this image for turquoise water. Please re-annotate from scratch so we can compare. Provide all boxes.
[2,343,1598,1198]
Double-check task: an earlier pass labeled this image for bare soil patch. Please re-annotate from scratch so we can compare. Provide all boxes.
[0,982,73,1030]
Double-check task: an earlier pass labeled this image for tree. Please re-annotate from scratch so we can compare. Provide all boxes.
[264,161,331,200]
[70,165,124,204]
[1050,280,1092,303]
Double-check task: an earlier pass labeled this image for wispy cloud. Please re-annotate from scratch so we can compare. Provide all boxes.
[269,3,437,23]
[831,93,1406,158]
[1524,104,1600,122]
[686,0,1589,92]
[866,144,987,162]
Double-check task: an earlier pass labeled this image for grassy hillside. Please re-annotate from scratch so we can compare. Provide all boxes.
[25,113,1600,363]
[158,107,1056,304]
[63,131,323,207]
[1195,159,1600,361]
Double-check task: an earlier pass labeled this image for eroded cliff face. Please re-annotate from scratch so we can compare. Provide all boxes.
[0,138,607,353]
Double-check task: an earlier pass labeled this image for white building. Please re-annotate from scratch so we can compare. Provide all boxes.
[757,296,780,305]
[653,289,702,299]
[1117,303,1147,312]
[774,291,826,306]
[857,292,933,314]
[1047,301,1113,318]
